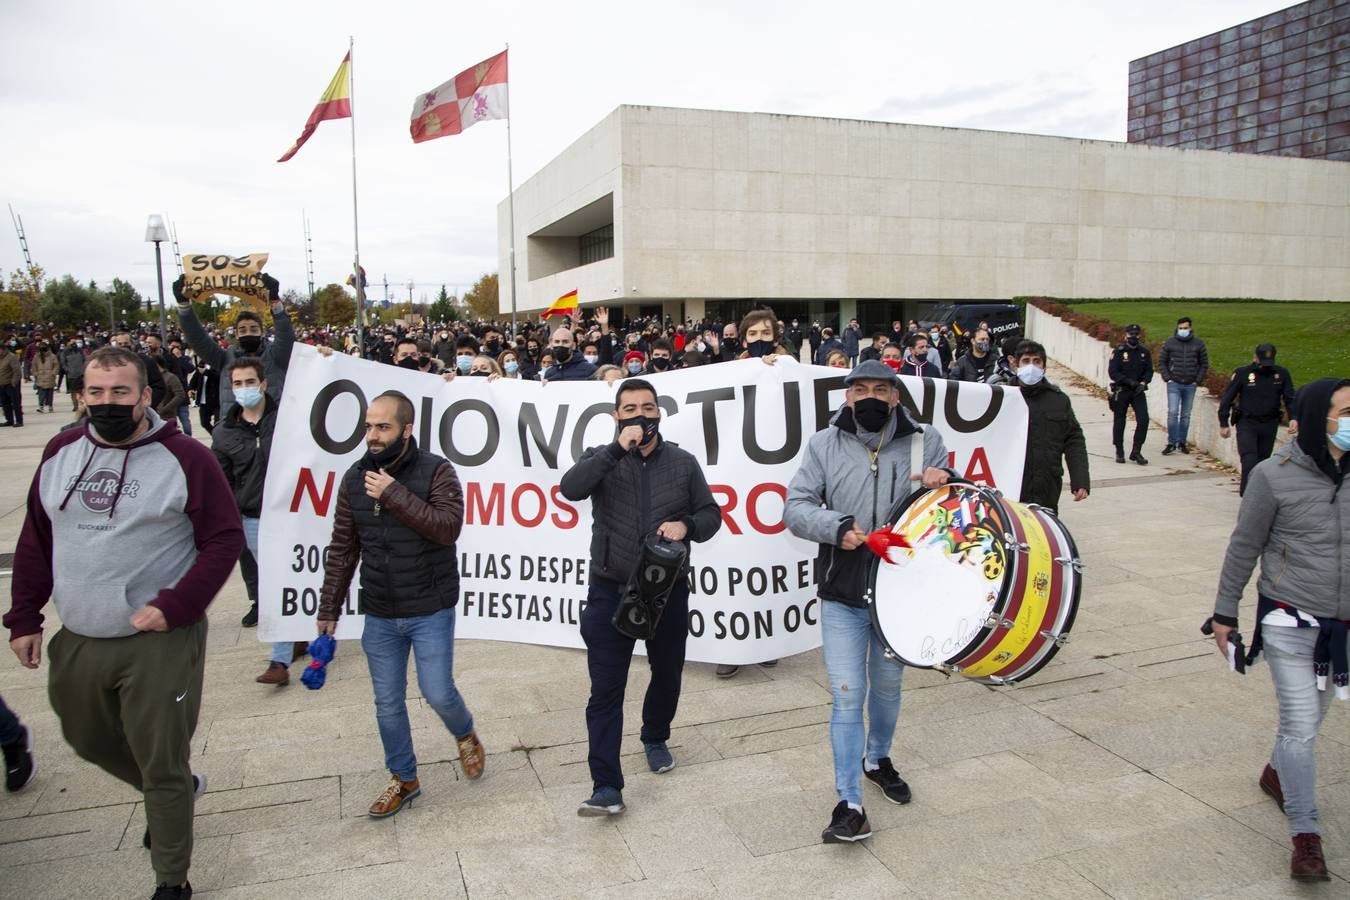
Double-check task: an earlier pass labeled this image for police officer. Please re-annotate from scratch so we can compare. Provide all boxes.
[1218,343,1296,495]
[1108,324,1152,465]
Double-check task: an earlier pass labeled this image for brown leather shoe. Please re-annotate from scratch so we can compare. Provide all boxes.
[1259,764,1284,812]
[1290,833,1330,881]
[457,731,485,780]
[255,661,289,685]
[368,775,420,818]
[291,641,309,662]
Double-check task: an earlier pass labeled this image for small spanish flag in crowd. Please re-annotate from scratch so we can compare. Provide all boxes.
[278,52,353,162]
[544,289,578,318]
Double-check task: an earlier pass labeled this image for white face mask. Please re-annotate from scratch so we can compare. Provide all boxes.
[1016,364,1045,386]
[584,354,599,365]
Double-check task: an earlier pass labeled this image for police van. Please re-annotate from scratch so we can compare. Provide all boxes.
[920,303,1022,342]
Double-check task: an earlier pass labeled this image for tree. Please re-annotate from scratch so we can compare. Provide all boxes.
[429,285,457,323]
[39,276,107,327]
[0,292,21,324]
[9,263,46,322]
[282,288,315,326]
[315,283,355,326]
[462,273,499,322]
[107,278,144,326]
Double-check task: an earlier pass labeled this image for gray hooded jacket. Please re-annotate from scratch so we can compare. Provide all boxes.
[1215,440,1349,623]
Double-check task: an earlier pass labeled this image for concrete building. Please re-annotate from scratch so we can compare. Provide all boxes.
[1127,0,1349,161]
[498,105,1350,331]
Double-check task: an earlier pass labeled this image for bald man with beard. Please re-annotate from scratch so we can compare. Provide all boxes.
[543,326,598,381]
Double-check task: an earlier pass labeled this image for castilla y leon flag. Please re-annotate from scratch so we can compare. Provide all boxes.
[278,51,352,162]
[410,50,508,143]
[544,289,578,318]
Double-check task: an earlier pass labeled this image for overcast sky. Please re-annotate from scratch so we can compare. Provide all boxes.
[0,0,1284,309]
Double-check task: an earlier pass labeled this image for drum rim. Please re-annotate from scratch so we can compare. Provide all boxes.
[979,504,1071,682]
[867,480,1011,669]
[993,504,1083,684]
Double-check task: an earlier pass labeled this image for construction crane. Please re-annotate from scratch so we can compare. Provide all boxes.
[169,219,184,277]
[9,204,33,268]
[303,211,316,299]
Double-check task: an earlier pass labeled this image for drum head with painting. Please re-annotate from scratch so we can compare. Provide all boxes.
[869,483,1012,668]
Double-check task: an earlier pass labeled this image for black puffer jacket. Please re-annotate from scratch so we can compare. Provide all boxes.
[560,437,722,589]
[1158,335,1209,385]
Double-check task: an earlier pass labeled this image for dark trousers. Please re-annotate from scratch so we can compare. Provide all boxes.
[47,621,207,886]
[580,581,689,792]
[199,403,219,434]
[1111,389,1149,452]
[1,384,23,425]
[1237,420,1279,495]
[239,544,259,606]
[0,694,22,745]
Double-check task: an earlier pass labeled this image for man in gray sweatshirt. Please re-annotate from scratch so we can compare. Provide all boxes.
[5,347,243,899]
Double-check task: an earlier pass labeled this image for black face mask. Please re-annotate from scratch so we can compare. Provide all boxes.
[913,350,928,361]
[852,397,892,433]
[650,356,671,370]
[551,345,572,364]
[1125,337,1139,347]
[367,433,406,468]
[469,370,489,377]
[485,340,500,354]
[89,403,141,443]
[397,356,421,370]
[617,415,660,447]
[1259,361,1273,370]
[746,340,774,358]
[238,335,263,354]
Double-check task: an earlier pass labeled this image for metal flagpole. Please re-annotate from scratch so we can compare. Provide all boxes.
[504,43,519,335]
[348,35,366,354]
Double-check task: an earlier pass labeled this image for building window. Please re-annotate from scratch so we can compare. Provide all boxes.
[578,224,613,265]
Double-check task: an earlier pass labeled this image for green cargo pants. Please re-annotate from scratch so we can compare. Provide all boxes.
[47,620,207,886]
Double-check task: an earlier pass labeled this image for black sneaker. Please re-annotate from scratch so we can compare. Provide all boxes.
[1115,448,1126,464]
[240,604,258,627]
[863,757,912,805]
[1130,450,1149,466]
[2,723,36,792]
[1162,443,1176,455]
[821,800,871,843]
[151,882,192,899]
[1178,442,1190,454]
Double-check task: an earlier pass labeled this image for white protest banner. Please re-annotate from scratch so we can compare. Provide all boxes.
[258,347,1027,664]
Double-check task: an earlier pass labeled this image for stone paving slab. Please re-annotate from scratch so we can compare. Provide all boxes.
[1,367,1347,897]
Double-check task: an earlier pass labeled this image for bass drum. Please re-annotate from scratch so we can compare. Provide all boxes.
[865,481,1082,686]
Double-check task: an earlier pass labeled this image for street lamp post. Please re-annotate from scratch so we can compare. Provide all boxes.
[144,214,170,342]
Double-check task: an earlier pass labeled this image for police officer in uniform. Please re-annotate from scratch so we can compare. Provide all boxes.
[1108,324,1152,465]
[1218,343,1297,495]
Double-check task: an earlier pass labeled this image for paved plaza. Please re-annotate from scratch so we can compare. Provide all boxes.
[0,367,1346,898]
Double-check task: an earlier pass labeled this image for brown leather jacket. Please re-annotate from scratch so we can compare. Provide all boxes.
[318,455,464,621]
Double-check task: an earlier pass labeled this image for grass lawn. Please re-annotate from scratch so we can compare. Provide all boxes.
[1063,300,1350,387]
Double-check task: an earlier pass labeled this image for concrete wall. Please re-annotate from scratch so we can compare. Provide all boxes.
[503,104,1350,314]
[1025,303,1253,468]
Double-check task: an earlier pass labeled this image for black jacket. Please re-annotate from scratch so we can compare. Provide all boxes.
[211,397,277,517]
[1218,364,1296,426]
[560,437,722,590]
[1108,342,1153,388]
[1019,380,1090,513]
[1158,335,1209,385]
[543,354,598,381]
[319,439,464,620]
[949,351,997,382]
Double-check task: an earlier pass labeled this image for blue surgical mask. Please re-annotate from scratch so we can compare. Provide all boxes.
[1016,364,1045,386]
[584,354,599,365]
[1177,328,1191,339]
[626,361,643,374]
[456,355,473,373]
[1330,417,1350,452]
[233,386,263,408]
[504,360,519,375]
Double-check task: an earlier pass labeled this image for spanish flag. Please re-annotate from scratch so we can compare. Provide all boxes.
[278,51,353,162]
[544,289,578,318]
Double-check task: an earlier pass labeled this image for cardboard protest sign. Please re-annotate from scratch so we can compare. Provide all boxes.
[181,253,271,303]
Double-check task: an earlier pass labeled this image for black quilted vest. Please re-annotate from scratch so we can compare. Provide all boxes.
[587,440,700,588]
[344,441,460,618]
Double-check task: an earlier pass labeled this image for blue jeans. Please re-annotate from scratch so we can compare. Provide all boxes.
[1166,381,1197,445]
[1263,624,1334,836]
[820,600,904,805]
[362,608,474,781]
[176,405,193,436]
[242,517,292,667]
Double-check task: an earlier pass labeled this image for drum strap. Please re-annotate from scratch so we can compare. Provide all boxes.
[910,432,925,485]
